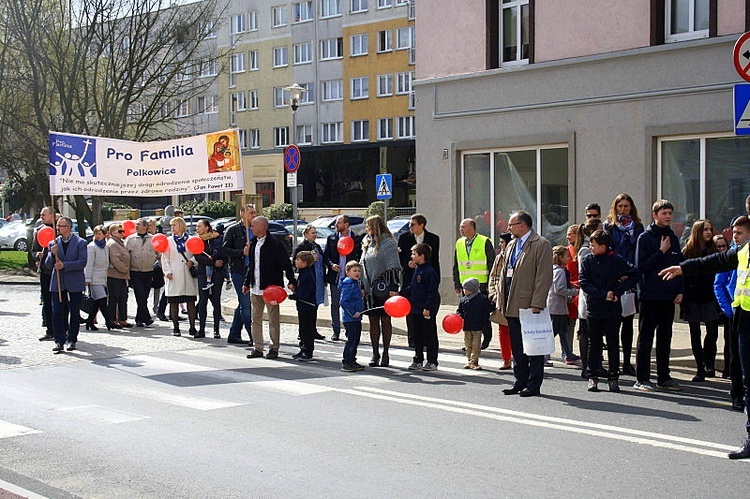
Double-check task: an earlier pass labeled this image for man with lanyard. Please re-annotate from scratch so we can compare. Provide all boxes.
[660,215,750,460]
[222,204,257,345]
[33,206,56,341]
[126,218,156,327]
[453,218,495,349]
[323,215,362,341]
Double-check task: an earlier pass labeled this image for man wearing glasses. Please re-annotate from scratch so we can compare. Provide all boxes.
[222,204,257,345]
[126,218,156,327]
[585,203,601,220]
[43,216,88,353]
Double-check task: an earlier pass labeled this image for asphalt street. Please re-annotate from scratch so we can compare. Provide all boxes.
[1,283,748,498]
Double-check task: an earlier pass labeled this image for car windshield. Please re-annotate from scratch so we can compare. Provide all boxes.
[0,220,24,234]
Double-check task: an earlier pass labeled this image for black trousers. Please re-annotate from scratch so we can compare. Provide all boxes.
[411,314,439,364]
[636,300,675,384]
[508,316,545,392]
[298,308,318,354]
[588,316,621,380]
[130,271,153,324]
[40,272,53,335]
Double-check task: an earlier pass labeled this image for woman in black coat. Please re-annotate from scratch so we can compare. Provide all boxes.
[194,220,227,339]
[293,225,327,308]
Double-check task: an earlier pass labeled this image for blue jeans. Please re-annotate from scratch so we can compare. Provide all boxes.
[330,281,341,335]
[52,291,82,345]
[229,272,252,339]
[343,321,362,365]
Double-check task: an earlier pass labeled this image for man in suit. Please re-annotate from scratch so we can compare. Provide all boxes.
[242,216,297,359]
[323,215,362,341]
[497,211,553,397]
[398,213,440,347]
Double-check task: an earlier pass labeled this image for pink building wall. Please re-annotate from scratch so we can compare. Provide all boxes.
[718,0,746,36]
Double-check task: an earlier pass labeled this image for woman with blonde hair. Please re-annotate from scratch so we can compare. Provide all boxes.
[360,215,401,367]
[161,217,199,336]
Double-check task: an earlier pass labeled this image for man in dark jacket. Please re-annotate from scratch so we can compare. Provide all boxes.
[222,204,256,344]
[323,215,362,341]
[633,199,684,392]
[33,206,56,341]
[243,216,297,359]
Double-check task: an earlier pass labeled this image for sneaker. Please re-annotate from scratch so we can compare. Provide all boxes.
[246,349,264,359]
[633,381,657,392]
[352,362,365,371]
[543,360,554,367]
[297,352,313,361]
[66,342,77,352]
[265,349,279,360]
[565,359,579,365]
[422,362,438,371]
[341,363,357,372]
[39,334,54,342]
[657,379,682,391]
[608,380,621,393]
[691,373,705,382]
[566,354,581,362]
[408,361,423,370]
[292,351,304,359]
[587,378,599,392]
[728,437,750,460]
[52,343,64,353]
[202,282,214,291]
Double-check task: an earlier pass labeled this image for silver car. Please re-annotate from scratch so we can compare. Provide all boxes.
[0,220,29,252]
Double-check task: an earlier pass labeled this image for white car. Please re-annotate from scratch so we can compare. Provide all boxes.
[0,220,29,252]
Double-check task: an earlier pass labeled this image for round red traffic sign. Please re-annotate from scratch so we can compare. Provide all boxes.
[733,32,750,82]
[284,144,300,173]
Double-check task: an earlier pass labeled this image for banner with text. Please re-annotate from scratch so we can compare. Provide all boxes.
[48,130,244,196]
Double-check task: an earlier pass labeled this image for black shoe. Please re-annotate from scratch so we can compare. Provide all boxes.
[227,336,245,344]
[608,380,621,393]
[587,378,599,392]
[144,319,155,326]
[136,322,145,327]
[481,342,490,350]
[39,334,54,342]
[172,330,181,337]
[188,328,198,336]
[52,343,64,353]
[247,349,264,359]
[297,352,313,361]
[368,356,380,367]
[621,363,636,376]
[66,342,76,351]
[85,323,99,331]
[331,333,340,341]
[314,333,326,340]
[106,322,121,330]
[213,332,221,339]
[266,349,279,360]
[292,351,304,359]
[156,314,169,321]
[705,369,716,378]
[519,388,540,397]
[728,437,750,459]
[502,386,523,395]
[193,330,206,339]
[692,373,705,382]
[732,398,745,412]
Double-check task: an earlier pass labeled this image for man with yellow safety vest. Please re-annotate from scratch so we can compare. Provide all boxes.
[660,215,750,460]
[453,218,496,349]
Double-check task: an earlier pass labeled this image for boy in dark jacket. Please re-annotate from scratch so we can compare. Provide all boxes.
[289,251,317,361]
[340,261,365,372]
[633,200,685,392]
[457,277,494,370]
[402,243,440,371]
[580,230,638,392]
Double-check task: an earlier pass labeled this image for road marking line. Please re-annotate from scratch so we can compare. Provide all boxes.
[113,386,244,410]
[252,380,334,395]
[0,420,41,439]
[50,405,147,424]
[342,387,739,459]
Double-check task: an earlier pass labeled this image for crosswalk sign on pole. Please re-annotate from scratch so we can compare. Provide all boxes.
[376,174,392,200]
[734,84,750,135]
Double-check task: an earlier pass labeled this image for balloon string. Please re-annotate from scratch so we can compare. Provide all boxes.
[361,306,385,314]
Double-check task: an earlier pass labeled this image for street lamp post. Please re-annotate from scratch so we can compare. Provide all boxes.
[284,83,306,253]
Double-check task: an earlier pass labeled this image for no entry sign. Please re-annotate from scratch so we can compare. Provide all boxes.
[733,32,750,82]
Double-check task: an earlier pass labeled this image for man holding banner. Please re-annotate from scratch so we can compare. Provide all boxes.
[222,204,257,345]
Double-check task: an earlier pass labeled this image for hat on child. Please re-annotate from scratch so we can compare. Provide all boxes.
[462,278,480,294]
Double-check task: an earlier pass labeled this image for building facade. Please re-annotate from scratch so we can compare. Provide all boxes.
[416,0,750,294]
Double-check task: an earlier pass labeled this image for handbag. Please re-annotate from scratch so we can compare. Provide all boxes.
[371,275,390,301]
[518,308,556,356]
[81,286,96,316]
[620,291,636,317]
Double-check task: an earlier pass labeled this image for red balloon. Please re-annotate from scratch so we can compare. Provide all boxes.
[123,220,136,237]
[262,285,287,305]
[383,296,411,318]
[337,236,355,256]
[186,235,204,255]
[442,313,464,335]
[151,233,168,253]
[36,226,55,247]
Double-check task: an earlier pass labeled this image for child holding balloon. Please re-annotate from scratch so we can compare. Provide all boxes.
[457,277,494,370]
[289,251,318,361]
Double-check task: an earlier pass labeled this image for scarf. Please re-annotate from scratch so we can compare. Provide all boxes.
[617,214,634,233]
[94,238,106,249]
[361,235,401,291]
[173,233,188,253]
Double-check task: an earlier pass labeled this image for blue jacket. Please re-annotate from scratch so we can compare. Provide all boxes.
[580,251,638,319]
[339,276,364,322]
[44,233,88,293]
[604,220,644,264]
[457,292,494,331]
[714,268,737,317]
[403,262,440,316]
[635,222,684,301]
[289,266,317,312]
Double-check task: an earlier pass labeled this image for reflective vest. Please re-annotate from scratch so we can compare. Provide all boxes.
[732,243,750,311]
[455,234,490,284]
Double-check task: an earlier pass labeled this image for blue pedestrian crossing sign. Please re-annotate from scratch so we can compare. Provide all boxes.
[734,84,750,135]
[376,174,392,200]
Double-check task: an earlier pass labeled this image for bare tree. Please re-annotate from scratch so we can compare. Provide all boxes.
[0,0,227,226]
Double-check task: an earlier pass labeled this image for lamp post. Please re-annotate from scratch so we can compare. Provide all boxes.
[284,83,306,252]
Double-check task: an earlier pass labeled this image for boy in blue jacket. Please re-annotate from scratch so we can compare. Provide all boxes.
[402,243,440,371]
[340,261,365,372]
[289,251,317,361]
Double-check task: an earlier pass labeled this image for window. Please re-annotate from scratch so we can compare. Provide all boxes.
[272,5,288,27]
[378,118,393,140]
[396,26,413,50]
[397,116,414,138]
[256,182,276,207]
[351,76,369,99]
[378,0,392,8]
[239,129,249,149]
[296,125,313,145]
[199,59,217,77]
[300,82,315,104]
[351,0,368,13]
[294,42,312,64]
[176,64,192,81]
[248,11,258,31]
[352,120,369,142]
[294,1,313,22]
[461,146,570,245]
[232,91,247,111]
[501,0,530,65]
[250,129,261,149]
[659,134,750,241]
[274,127,289,148]
[273,46,288,67]
[321,0,341,18]
[274,87,290,107]
[322,80,343,101]
[230,53,246,73]
[396,71,413,94]
[197,95,218,114]
[177,99,191,117]
[249,90,259,110]
[321,122,343,143]
[351,34,368,56]
[395,0,408,5]
[320,38,343,60]
[249,50,259,70]
[201,20,217,39]
[377,74,393,96]
[378,30,392,52]
[232,14,246,34]
[666,0,709,42]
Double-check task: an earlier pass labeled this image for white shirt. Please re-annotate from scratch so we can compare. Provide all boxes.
[414,231,424,245]
[251,235,266,296]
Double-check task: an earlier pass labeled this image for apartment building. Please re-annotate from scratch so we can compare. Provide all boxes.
[214,0,416,209]
[416,0,750,290]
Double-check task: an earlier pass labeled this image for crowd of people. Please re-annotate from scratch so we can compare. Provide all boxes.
[30,195,750,459]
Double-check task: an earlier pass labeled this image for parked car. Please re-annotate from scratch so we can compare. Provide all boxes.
[310,215,366,236]
[0,220,29,251]
[387,216,411,240]
[223,219,293,257]
[181,215,215,235]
